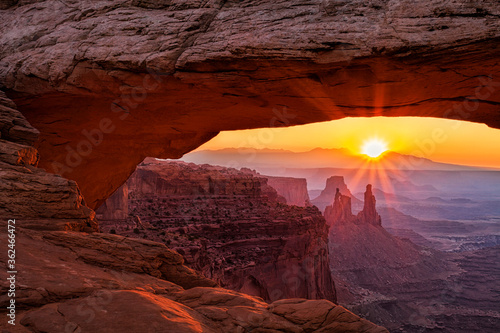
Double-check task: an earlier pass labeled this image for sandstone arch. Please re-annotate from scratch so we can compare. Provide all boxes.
[1,0,499,207]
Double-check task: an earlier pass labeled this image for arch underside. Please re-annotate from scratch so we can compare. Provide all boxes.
[1,1,499,207]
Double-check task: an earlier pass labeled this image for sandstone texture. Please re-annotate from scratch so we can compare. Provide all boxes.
[97,182,129,220]
[357,185,382,227]
[0,91,97,231]
[0,0,498,207]
[324,188,356,226]
[98,159,337,303]
[0,227,388,333]
[324,183,380,227]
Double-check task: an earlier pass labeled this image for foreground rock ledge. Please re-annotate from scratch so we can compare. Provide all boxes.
[0,228,388,333]
[1,0,499,208]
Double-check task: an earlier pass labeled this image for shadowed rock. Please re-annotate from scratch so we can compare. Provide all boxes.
[0,1,498,207]
[357,184,382,227]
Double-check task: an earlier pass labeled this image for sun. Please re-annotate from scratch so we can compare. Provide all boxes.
[361,138,389,158]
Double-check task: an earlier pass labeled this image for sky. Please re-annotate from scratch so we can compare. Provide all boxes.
[192,117,500,169]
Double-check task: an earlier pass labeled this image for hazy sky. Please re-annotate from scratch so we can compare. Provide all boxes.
[193,117,500,169]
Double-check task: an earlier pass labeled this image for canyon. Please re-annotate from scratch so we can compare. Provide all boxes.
[266,176,311,207]
[97,158,336,303]
[1,1,499,332]
[324,177,500,332]
[0,90,388,332]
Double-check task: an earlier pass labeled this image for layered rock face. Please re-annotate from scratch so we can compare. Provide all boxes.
[0,228,388,333]
[98,159,337,303]
[0,91,97,231]
[97,183,129,220]
[312,176,361,212]
[266,176,310,207]
[324,189,355,226]
[0,0,499,207]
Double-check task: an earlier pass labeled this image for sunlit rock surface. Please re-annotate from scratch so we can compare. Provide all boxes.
[0,0,499,207]
[98,159,337,303]
[0,228,388,333]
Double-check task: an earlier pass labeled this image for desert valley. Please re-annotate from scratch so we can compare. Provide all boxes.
[95,149,500,332]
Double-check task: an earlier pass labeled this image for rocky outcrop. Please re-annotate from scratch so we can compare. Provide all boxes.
[324,184,381,227]
[0,227,388,333]
[328,216,500,333]
[98,159,337,303]
[312,176,361,212]
[267,176,310,207]
[325,181,500,332]
[357,185,382,227]
[324,189,355,226]
[0,1,498,207]
[0,91,97,231]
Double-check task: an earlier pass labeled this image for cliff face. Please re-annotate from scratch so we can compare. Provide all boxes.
[1,1,498,208]
[0,91,388,332]
[96,183,129,220]
[98,159,336,303]
[266,176,310,207]
[324,189,355,226]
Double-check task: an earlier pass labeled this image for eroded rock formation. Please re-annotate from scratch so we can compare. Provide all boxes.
[267,176,310,207]
[97,183,129,220]
[324,188,355,226]
[357,184,382,227]
[312,176,361,212]
[98,159,336,303]
[0,227,388,333]
[322,178,500,332]
[324,183,381,227]
[0,0,498,207]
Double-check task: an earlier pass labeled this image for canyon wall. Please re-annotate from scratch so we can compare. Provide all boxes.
[97,183,129,220]
[98,159,337,303]
[0,1,498,207]
[266,176,310,207]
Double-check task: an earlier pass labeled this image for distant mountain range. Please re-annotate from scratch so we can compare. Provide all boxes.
[181,147,489,171]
